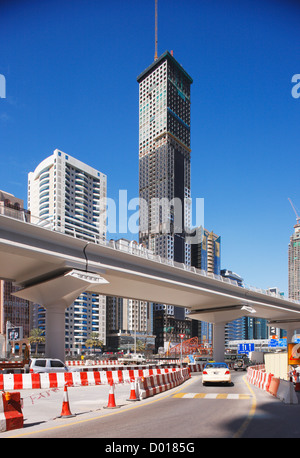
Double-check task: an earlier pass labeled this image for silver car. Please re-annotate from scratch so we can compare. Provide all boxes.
[29,358,69,373]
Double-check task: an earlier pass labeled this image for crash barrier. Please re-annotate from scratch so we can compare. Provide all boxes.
[0,367,186,390]
[137,367,190,400]
[67,360,231,370]
[79,364,185,372]
[81,363,199,372]
[0,391,23,432]
[247,366,273,391]
[247,365,298,404]
[67,360,119,366]
[187,363,205,372]
[66,359,181,366]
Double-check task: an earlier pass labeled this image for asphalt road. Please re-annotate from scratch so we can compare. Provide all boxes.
[3,371,300,440]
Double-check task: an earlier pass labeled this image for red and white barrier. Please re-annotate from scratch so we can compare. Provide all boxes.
[188,363,205,372]
[0,367,184,390]
[66,359,183,366]
[0,392,23,432]
[67,360,120,366]
[137,368,190,400]
[247,365,298,404]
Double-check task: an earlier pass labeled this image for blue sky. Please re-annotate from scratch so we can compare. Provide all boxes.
[0,0,299,295]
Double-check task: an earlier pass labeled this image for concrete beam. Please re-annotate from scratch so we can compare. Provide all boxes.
[13,270,108,361]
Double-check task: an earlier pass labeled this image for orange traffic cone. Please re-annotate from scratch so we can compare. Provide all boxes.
[104,380,118,409]
[59,384,75,418]
[127,379,138,401]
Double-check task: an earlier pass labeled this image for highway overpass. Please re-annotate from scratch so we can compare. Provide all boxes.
[0,214,300,361]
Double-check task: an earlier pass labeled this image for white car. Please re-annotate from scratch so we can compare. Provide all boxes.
[202,362,231,385]
[29,358,70,373]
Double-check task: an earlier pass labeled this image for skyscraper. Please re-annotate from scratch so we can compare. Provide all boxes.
[289,221,300,301]
[28,149,107,353]
[137,50,192,264]
[190,227,222,346]
[137,51,193,351]
[191,227,221,275]
[28,149,106,242]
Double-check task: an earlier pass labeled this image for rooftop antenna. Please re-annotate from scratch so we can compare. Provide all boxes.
[154,0,158,60]
[288,198,300,225]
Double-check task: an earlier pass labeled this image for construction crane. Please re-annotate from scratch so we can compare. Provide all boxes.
[288,198,300,224]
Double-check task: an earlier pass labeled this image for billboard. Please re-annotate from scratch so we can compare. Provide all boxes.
[7,327,23,341]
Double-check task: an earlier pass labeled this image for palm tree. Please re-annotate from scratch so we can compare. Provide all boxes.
[85,332,104,354]
[136,339,145,353]
[28,328,45,355]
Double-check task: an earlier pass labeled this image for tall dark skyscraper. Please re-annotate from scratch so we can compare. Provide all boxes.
[137,51,193,265]
[137,51,193,350]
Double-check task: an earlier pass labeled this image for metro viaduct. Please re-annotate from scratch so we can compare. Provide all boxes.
[0,214,300,362]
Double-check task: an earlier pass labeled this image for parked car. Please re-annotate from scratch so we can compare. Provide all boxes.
[202,362,231,385]
[29,358,70,373]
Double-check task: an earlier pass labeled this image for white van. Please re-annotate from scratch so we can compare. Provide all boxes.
[29,358,69,373]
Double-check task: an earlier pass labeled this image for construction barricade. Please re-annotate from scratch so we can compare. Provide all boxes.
[0,391,23,432]
[137,367,190,400]
[0,366,188,390]
[247,365,298,404]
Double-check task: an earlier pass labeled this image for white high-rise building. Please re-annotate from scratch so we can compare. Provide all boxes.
[28,149,107,353]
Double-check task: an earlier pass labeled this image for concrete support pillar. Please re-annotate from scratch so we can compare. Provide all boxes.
[45,304,67,362]
[286,328,295,344]
[213,322,226,362]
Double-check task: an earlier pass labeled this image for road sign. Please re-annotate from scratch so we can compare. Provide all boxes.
[238,343,254,354]
[179,334,185,339]
[278,338,287,347]
[268,339,278,347]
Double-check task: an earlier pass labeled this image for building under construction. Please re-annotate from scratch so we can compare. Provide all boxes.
[137,30,193,351]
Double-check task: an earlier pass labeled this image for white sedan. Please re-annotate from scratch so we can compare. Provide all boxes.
[202,362,231,385]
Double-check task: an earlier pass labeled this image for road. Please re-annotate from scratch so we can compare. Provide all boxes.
[3,370,300,440]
